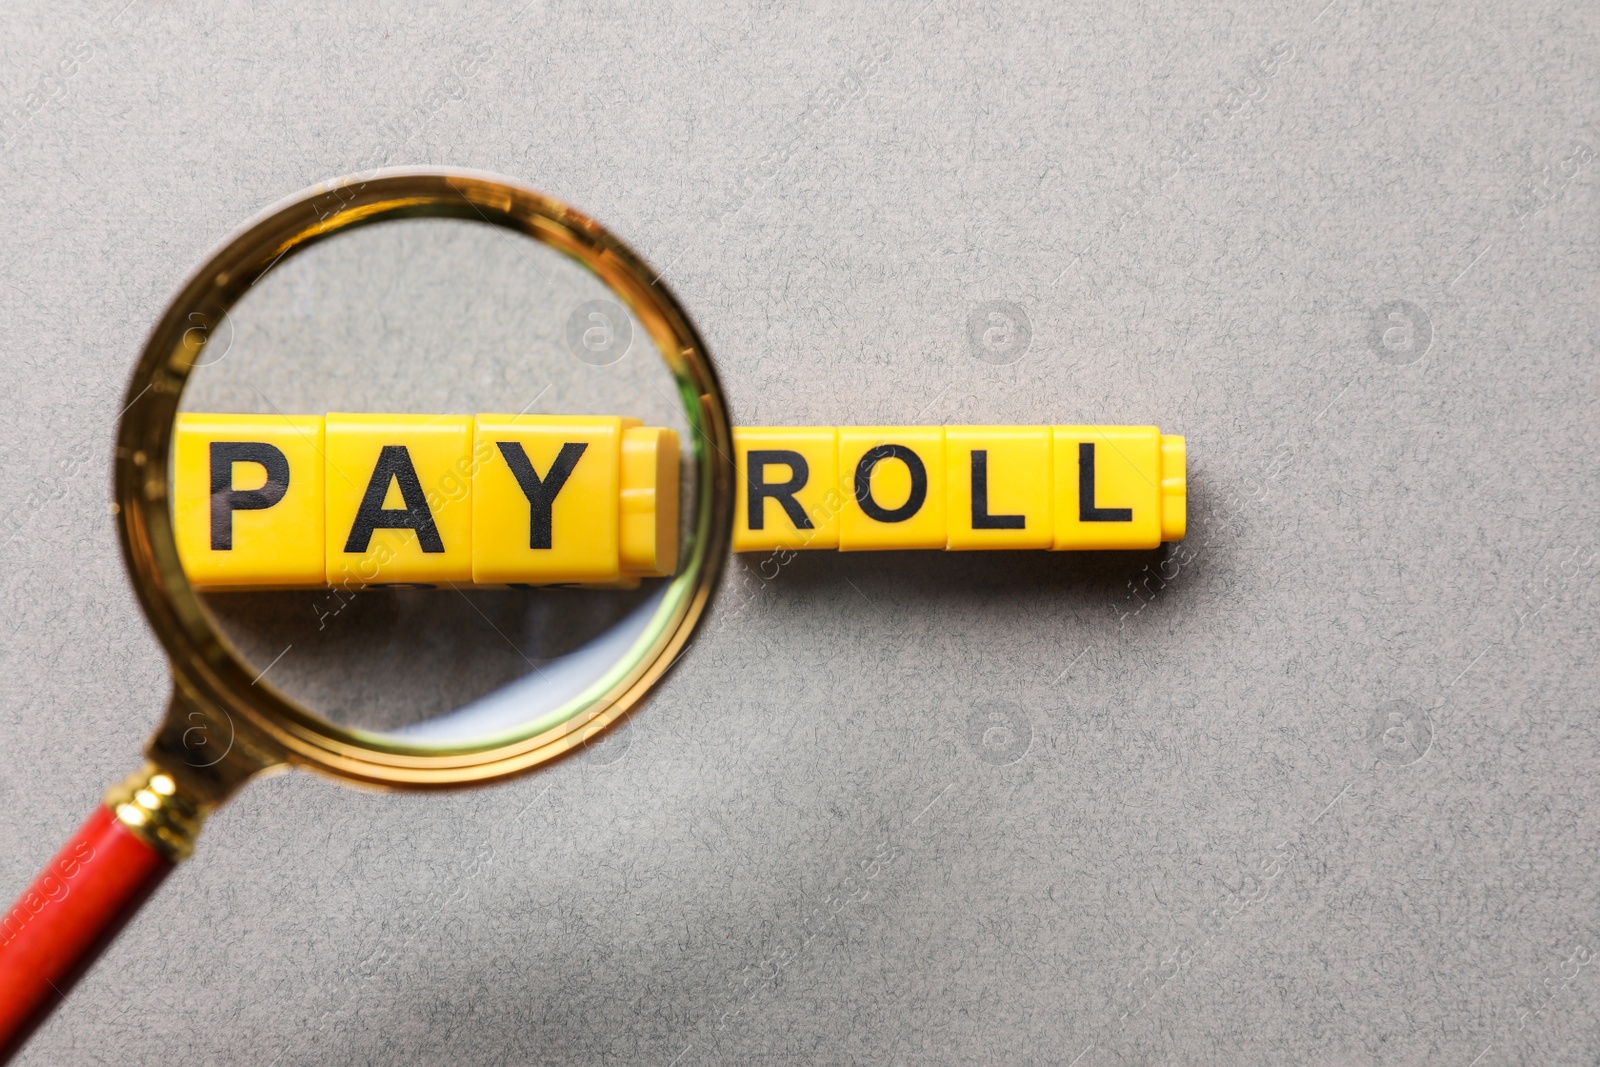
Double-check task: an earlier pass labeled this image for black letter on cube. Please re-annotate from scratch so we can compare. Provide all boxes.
[854,444,927,523]
[496,441,588,549]
[747,450,813,531]
[344,445,446,553]
[970,450,1025,529]
[1078,442,1132,522]
[210,441,290,550]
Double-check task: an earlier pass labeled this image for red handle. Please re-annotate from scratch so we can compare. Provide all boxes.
[0,806,171,1061]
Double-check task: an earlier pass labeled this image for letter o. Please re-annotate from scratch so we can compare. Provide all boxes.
[853,445,927,523]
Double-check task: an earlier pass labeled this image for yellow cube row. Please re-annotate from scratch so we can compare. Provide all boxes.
[175,414,1185,589]
[732,425,1186,552]
[174,413,679,590]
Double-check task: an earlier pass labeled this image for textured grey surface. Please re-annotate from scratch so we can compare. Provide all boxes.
[1,0,1598,1064]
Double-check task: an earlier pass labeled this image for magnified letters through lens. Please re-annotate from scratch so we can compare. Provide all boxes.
[0,170,733,1062]
[177,215,695,744]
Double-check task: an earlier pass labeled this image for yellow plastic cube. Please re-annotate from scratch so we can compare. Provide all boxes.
[837,427,946,551]
[944,426,1054,550]
[733,427,841,552]
[325,413,476,586]
[620,425,680,577]
[471,414,624,585]
[1051,425,1162,550]
[173,413,326,588]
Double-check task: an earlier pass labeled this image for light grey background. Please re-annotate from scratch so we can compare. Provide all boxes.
[1,1,1597,1064]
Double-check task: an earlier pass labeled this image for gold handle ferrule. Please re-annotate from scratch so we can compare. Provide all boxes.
[104,762,208,862]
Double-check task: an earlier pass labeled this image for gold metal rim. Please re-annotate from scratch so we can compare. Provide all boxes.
[115,168,734,788]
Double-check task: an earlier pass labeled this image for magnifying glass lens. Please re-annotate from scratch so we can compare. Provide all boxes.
[175,216,696,750]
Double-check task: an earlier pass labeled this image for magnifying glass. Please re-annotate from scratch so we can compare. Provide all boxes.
[0,169,733,1059]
